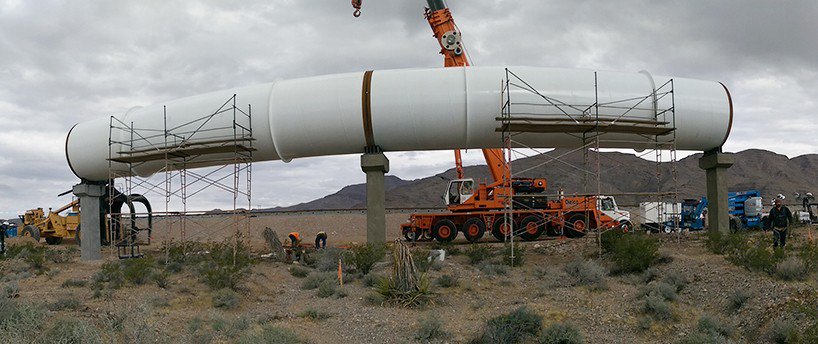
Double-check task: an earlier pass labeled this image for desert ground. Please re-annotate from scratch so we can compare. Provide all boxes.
[1,213,817,344]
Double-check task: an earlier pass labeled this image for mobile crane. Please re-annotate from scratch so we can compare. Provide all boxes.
[353,1,625,243]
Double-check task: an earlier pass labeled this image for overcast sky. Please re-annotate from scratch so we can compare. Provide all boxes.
[1,0,816,218]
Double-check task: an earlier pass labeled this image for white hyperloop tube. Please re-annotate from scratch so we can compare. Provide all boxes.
[65,66,733,182]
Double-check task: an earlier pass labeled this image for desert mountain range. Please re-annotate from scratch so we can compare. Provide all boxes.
[266,149,818,211]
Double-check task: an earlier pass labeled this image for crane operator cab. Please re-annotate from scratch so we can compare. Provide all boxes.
[445,179,475,205]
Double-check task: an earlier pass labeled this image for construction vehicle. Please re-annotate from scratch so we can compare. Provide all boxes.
[19,189,153,250]
[348,1,628,242]
[795,192,818,224]
[663,190,762,232]
[638,201,681,232]
[669,197,708,232]
[19,198,80,245]
[727,190,764,231]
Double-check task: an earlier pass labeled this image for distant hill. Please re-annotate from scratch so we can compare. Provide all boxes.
[264,149,818,210]
[260,175,414,211]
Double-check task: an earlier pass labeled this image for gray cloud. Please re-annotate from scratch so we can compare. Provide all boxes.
[0,0,816,216]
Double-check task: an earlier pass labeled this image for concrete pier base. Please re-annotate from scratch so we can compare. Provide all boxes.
[698,149,734,233]
[73,182,106,261]
[361,152,389,244]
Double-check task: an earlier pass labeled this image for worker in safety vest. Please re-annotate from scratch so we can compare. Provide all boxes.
[315,231,327,249]
[288,232,302,247]
[288,231,302,261]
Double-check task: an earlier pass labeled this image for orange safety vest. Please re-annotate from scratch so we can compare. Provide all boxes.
[288,232,301,241]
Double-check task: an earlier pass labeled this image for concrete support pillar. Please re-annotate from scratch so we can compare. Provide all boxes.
[361,152,389,244]
[698,149,734,233]
[73,182,106,261]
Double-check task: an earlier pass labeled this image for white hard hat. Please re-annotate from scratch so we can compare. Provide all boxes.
[2,221,8,225]
[776,194,786,200]
[807,192,814,198]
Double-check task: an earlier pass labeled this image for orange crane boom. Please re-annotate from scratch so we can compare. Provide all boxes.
[423,0,507,182]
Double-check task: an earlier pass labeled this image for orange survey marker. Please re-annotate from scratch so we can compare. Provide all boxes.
[338,259,343,287]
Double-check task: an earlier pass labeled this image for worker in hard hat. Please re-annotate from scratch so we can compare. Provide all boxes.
[769,197,793,248]
[288,231,302,261]
[315,231,327,249]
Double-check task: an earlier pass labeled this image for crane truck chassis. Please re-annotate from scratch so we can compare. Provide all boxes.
[401,177,630,243]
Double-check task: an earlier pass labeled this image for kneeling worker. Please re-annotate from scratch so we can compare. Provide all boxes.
[315,231,327,249]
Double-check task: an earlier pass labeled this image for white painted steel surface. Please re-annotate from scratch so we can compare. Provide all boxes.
[66,66,733,181]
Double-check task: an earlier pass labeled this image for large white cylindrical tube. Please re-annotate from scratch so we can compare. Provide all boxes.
[66,66,732,181]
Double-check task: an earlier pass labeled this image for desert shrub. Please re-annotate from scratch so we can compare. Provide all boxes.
[196,239,254,290]
[726,289,752,313]
[503,244,526,267]
[564,258,607,290]
[7,242,47,273]
[312,248,346,272]
[662,271,688,292]
[415,316,447,342]
[415,256,443,273]
[601,228,628,253]
[642,293,673,320]
[299,308,332,320]
[288,265,311,278]
[797,243,818,273]
[640,267,659,284]
[767,318,799,344]
[222,316,251,338]
[539,322,584,344]
[0,297,16,324]
[466,244,493,265]
[362,273,386,287]
[374,275,436,308]
[157,241,210,273]
[727,238,784,274]
[774,256,808,281]
[48,296,82,311]
[640,281,678,302]
[61,279,87,288]
[610,233,659,273]
[637,316,652,332]
[121,256,157,285]
[42,317,102,344]
[435,274,459,288]
[473,306,542,344]
[235,324,308,344]
[364,292,386,305]
[92,261,125,290]
[348,243,386,275]
[697,314,733,338]
[46,247,78,263]
[212,288,240,309]
[480,263,509,276]
[301,272,336,290]
[316,280,337,298]
[3,282,19,298]
[705,231,747,255]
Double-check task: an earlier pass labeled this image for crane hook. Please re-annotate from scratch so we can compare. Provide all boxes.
[351,0,362,17]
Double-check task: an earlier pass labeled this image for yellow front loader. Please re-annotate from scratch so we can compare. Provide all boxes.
[19,199,80,245]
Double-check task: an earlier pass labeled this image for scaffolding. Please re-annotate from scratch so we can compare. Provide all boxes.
[498,68,680,254]
[107,95,253,258]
